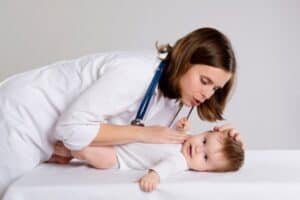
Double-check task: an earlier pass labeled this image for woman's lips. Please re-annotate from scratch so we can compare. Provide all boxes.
[191,97,201,106]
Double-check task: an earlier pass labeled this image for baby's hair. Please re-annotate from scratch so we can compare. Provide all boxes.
[217,130,244,172]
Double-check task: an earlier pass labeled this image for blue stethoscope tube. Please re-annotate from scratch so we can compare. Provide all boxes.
[131,61,194,127]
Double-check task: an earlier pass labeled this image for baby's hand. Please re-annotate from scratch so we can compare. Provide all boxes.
[138,170,160,192]
[175,117,190,132]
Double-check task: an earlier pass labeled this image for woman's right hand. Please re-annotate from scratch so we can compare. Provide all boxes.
[138,125,189,144]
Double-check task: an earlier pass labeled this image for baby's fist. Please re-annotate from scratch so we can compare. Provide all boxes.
[138,170,160,192]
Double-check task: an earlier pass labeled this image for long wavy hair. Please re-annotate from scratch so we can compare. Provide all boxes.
[157,27,236,122]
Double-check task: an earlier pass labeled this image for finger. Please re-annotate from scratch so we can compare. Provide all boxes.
[56,142,64,149]
[140,180,146,191]
[59,157,71,164]
[139,181,144,191]
[178,123,184,129]
[46,155,56,163]
[149,183,154,192]
[144,182,150,192]
[213,126,220,131]
[228,129,238,137]
[145,183,150,192]
[216,123,233,131]
[235,134,242,141]
[153,183,157,191]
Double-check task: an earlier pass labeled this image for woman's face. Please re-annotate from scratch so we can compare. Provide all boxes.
[179,64,232,107]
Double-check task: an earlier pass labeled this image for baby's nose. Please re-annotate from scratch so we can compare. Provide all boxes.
[195,146,202,154]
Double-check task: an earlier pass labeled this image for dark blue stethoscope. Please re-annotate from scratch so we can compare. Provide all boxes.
[131,61,194,127]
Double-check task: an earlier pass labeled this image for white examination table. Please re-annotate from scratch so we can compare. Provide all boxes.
[3,150,300,200]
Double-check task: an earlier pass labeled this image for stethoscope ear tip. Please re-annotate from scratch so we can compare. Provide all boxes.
[131,119,145,127]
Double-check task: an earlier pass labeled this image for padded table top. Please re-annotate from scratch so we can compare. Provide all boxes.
[3,150,300,200]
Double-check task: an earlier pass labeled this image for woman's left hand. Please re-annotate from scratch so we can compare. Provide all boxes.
[54,141,72,157]
[46,154,73,164]
[45,141,73,164]
[213,124,244,148]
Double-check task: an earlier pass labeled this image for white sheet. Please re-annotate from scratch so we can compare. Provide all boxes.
[3,150,300,200]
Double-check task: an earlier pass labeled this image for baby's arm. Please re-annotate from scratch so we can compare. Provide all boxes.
[71,146,117,169]
[138,170,160,192]
[138,155,188,192]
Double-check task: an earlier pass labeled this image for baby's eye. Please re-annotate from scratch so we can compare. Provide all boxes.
[202,138,207,145]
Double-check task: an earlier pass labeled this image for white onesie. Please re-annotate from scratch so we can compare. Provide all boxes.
[116,143,188,179]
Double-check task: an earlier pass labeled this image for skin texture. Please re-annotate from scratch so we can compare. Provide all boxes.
[179,64,232,107]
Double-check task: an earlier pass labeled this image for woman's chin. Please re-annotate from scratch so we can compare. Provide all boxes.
[180,97,193,107]
[182,100,193,107]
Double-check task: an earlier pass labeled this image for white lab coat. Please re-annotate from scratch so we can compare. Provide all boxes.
[0,50,181,197]
[54,51,181,150]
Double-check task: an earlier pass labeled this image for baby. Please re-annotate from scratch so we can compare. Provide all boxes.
[52,118,244,192]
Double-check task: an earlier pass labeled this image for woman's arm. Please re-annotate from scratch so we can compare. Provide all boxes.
[90,123,189,146]
[54,60,155,150]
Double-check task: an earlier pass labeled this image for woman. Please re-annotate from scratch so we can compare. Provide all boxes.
[0,27,239,197]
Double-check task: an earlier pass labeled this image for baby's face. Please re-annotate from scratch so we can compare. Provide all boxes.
[181,131,227,171]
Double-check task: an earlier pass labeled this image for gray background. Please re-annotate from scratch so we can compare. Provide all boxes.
[1,0,299,149]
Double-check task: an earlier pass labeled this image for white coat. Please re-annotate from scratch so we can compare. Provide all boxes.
[0,50,181,196]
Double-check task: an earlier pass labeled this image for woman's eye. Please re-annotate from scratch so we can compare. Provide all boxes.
[203,138,207,144]
[200,77,208,85]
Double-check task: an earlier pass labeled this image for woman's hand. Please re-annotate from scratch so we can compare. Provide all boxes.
[175,117,191,132]
[46,154,73,164]
[138,170,160,192]
[138,125,189,144]
[213,124,244,148]
[45,141,73,164]
[54,141,72,157]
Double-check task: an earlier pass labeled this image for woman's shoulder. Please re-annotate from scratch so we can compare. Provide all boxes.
[102,50,159,70]
[97,50,160,80]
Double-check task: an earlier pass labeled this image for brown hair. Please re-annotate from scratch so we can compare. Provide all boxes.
[217,130,244,172]
[157,27,236,122]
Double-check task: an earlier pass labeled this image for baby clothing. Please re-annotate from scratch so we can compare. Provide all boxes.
[116,143,188,179]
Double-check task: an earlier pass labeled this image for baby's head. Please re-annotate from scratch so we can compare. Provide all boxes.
[181,130,244,172]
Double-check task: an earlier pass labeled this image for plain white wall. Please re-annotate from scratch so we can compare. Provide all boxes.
[0,0,299,149]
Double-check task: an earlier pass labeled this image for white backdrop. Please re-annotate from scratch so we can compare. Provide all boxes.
[0,0,299,149]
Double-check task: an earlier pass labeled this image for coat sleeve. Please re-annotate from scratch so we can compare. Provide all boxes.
[150,154,188,180]
[53,57,154,150]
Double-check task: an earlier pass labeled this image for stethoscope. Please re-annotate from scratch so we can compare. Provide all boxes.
[131,61,194,127]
